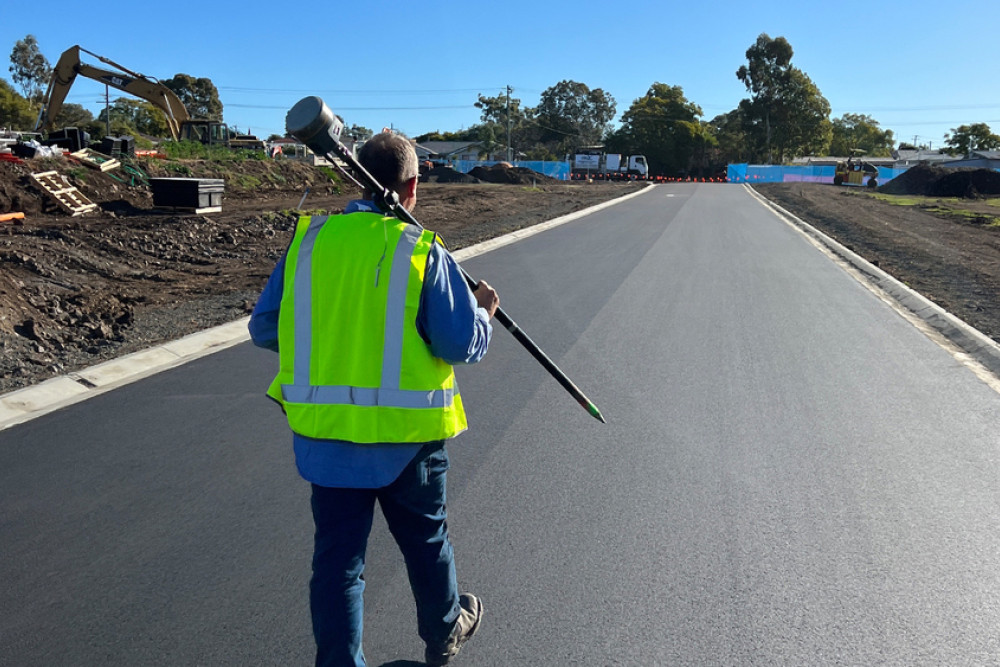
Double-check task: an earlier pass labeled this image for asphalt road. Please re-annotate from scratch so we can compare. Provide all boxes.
[3,184,1000,666]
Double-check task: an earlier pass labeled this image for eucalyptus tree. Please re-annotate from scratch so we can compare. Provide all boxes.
[534,80,616,154]
[162,74,223,121]
[944,123,1000,155]
[605,82,702,177]
[9,35,51,103]
[829,114,894,157]
[737,33,831,163]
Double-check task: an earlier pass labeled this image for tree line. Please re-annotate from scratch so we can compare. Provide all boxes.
[4,34,999,176]
[442,34,998,177]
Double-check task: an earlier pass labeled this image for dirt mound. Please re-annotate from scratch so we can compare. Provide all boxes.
[468,163,556,185]
[878,163,1000,198]
[0,155,334,217]
[933,169,1000,198]
[0,158,154,217]
[420,165,480,184]
[877,164,942,196]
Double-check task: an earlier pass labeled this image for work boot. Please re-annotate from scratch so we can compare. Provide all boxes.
[424,593,483,666]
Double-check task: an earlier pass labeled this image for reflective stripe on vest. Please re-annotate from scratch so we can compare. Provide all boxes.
[282,215,455,410]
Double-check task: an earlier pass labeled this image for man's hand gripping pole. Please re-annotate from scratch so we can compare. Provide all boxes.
[285,96,606,424]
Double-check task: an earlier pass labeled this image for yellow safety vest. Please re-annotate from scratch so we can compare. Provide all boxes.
[267,213,468,443]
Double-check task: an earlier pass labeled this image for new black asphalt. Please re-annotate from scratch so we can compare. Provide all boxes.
[3,184,1000,665]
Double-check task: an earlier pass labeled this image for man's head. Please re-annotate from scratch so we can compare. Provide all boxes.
[358,133,419,211]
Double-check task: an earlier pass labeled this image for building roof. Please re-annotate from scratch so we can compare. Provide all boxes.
[939,150,1000,167]
[792,156,898,168]
[891,148,953,163]
[416,141,481,157]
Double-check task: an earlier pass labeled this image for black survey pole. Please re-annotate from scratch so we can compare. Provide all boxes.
[285,96,606,424]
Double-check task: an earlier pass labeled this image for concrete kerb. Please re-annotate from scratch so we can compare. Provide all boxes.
[746,184,1000,386]
[0,184,656,432]
[0,318,252,432]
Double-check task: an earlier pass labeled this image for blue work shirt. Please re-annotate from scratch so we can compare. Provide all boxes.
[249,201,492,488]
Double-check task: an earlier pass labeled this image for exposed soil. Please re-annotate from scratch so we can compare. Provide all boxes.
[753,167,1000,348]
[0,155,642,392]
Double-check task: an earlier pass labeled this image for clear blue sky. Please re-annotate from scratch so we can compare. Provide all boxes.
[3,0,997,150]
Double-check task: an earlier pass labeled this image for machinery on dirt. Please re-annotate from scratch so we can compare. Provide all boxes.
[228,130,267,151]
[35,45,258,149]
[571,148,649,180]
[834,151,879,188]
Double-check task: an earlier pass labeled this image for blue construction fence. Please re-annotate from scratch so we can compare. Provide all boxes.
[727,163,908,184]
[449,160,915,184]
[453,159,571,180]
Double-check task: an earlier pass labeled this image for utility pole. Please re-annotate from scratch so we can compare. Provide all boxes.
[105,85,111,136]
[506,85,513,162]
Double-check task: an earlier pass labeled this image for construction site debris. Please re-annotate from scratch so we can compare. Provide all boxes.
[29,171,99,216]
[419,165,480,184]
[878,163,1000,198]
[468,163,558,185]
[70,147,121,172]
[149,177,224,213]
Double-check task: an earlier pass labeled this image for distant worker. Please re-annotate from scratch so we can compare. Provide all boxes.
[249,132,498,666]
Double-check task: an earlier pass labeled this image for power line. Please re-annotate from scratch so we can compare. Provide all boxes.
[217,86,503,95]
[225,103,476,111]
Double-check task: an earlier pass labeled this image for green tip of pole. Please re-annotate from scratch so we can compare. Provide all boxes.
[588,402,607,424]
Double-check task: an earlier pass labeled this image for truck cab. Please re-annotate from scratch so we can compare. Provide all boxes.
[626,155,648,177]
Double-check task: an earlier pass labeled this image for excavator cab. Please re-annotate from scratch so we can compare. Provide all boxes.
[179,120,230,146]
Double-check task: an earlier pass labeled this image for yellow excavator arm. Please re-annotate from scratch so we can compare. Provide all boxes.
[36,45,191,140]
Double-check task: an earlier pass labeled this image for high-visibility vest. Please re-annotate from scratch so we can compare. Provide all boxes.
[267,213,468,443]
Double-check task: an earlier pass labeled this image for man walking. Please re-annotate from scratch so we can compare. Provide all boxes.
[250,132,497,666]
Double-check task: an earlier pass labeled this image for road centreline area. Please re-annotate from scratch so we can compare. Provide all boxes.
[747,184,1000,394]
[0,186,655,432]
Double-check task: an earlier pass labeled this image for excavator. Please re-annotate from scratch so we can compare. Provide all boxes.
[35,45,231,146]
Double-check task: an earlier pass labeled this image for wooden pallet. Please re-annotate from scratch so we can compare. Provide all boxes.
[70,147,120,172]
[30,170,99,216]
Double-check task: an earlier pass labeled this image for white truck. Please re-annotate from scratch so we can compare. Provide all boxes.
[572,152,649,180]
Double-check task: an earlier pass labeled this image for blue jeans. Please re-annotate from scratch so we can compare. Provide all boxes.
[309,441,461,667]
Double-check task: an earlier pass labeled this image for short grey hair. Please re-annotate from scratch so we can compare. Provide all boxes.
[358,133,418,193]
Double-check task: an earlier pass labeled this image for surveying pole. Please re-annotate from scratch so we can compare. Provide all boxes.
[285,96,606,424]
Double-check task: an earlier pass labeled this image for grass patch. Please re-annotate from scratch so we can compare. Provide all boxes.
[868,193,925,206]
[867,192,1000,227]
[163,161,192,176]
[315,166,344,195]
[231,174,262,190]
[160,140,267,162]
